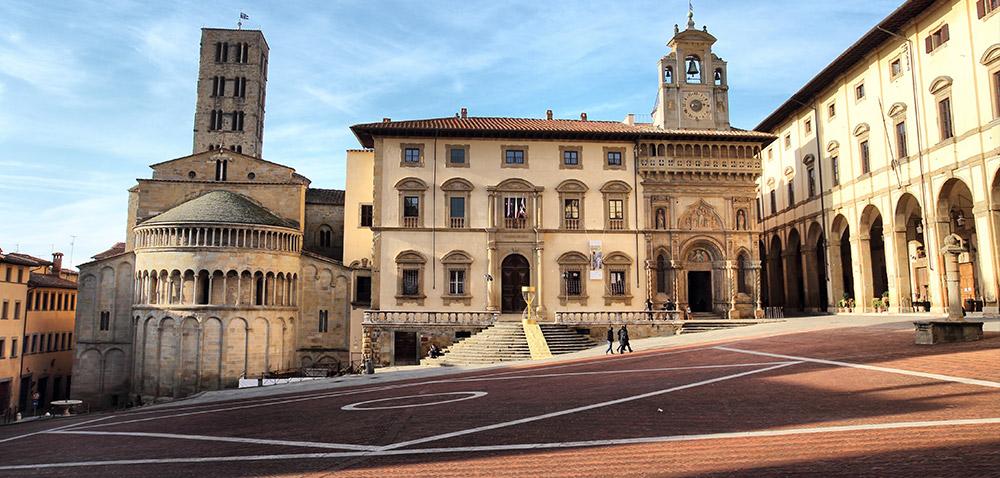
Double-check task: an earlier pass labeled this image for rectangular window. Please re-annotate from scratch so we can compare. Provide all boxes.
[565,270,582,296]
[769,190,777,214]
[360,204,373,228]
[608,200,624,220]
[563,199,580,230]
[3,268,9,282]
[99,311,110,331]
[994,70,1000,118]
[355,276,371,304]
[609,271,626,296]
[403,147,421,164]
[926,24,950,53]
[449,147,465,165]
[756,197,763,222]
[860,140,871,174]
[30,334,37,354]
[402,270,420,296]
[10,338,16,358]
[449,196,465,228]
[504,197,527,229]
[505,149,525,165]
[318,310,328,333]
[403,197,420,217]
[855,83,865,100]
[895,121,908,158]
[1,301,7,320]
[828,102,836,119]
[0,338,5,358]
[13,302,20,320]
[448,270,465,295]
[938,97,954,140]
[562,150,579,166]
[890,58,903,79]
[768,149,773,160]
[16,268,22,282]
[606,151,622,166]
[807,167,816,198]
[783,134,791,149]
[804,119,812,134]
[979,0,1000,18]
[787,180,795,207]
[831,156,841,186]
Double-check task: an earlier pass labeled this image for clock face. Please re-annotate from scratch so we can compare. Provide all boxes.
[683,92,712,120]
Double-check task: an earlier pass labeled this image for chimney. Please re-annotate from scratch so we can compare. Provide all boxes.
[580,112,588,121]
[382,117,391,123]
[52,252,63,274]
[460,107,468,119]
[624,113,635,126]
[546,109,553,120]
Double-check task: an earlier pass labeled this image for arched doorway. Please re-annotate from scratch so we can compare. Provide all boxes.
[682,241,724,314]
[768,235,785,307]
[501,254,530,313]
[894,193,928,311]
[786,228,804,311]
[860,205,889,307]
[937,178,980,312]
[806,222,829,312]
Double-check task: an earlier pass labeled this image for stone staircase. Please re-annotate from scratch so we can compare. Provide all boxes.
[425,322,596,366]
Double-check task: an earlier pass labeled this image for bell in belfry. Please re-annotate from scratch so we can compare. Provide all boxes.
[687,58,699,76]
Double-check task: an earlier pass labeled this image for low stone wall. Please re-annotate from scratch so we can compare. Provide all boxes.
[365,324,489,367]
[566,323,679,343]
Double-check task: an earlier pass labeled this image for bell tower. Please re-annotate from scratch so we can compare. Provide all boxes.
[652,6,730,131]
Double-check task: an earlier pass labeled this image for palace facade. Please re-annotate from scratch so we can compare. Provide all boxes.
[756,0,1000,315]
[346,13,775,366]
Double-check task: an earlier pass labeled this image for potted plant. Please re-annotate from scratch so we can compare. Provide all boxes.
[872,297,883,313]
[881,291,890,312]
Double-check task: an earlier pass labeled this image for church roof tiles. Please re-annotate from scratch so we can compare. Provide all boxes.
[141,191,297,228]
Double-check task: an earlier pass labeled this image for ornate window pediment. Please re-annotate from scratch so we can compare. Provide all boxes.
[491,178,539,192]
[556,179,589,193]
[441,177,474,192]
[826,140,840,153]
[602,251,633,266]
[395,250,426,264]
[783,166,795,178]
[599,180,632,194]
[928,75,953,94]
[557,251,589,265]
[887,102,908,118]
[394,177,428,191]
[802,154,816,166]
[441,250,473,265]
[982,44,1000,65]
[853,123,870,137]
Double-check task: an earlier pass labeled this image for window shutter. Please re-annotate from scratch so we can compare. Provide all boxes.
[925,36,933,53]
[977,0,986,19]
[941,24,949,42]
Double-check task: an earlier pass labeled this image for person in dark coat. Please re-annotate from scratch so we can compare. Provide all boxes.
[605,325,616,354]
[618,325,633,353]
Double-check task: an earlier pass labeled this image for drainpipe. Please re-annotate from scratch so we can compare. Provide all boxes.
[432,129,439,290]
[633,139,642,297]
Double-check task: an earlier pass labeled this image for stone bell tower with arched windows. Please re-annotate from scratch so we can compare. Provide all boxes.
[653,7,730,131]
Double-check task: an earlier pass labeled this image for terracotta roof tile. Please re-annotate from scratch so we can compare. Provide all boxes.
[92,242,127,261]
[306,188,345,205]
[3,252,51,267]
[28,272,77,290]
[351,116,775,148]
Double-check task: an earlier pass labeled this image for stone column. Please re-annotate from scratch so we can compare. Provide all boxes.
[973,208,998,313]
[801,245,817,312]
[534,243,545,319]
[941,234,966,321]
[486,241,497,311]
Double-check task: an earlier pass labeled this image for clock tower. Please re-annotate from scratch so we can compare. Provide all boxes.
[652,8,730,131]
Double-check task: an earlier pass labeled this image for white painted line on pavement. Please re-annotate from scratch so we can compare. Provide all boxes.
[5,416,999,470]
[342,391,488,411]
[714,346,1000,388]
[0,415,115,444]
[447,361,798,383]
[49,430,379,451]
[379,361,801,451]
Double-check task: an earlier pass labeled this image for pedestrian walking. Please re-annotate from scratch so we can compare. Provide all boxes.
[618,325,633,353]
[605,325,616,354]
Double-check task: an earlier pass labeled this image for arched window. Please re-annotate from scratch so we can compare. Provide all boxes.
[714,68,724,86]
[663,66,673,84]
[557,252,590,305]
[685,55,702,83]
[318,225,333,248]
[737,252,752,294]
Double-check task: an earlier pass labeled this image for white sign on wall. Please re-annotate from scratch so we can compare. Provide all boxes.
[589,240,603,280]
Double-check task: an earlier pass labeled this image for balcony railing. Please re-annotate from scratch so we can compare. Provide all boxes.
[402,216,420,228]
[608,218,625,230]
[554,310,682,324]
[363,310,499,326]
[449,217,465,228]
[564,218,580,230]
[504,217,527,229]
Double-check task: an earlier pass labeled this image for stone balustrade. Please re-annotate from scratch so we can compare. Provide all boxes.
[363,310,500,326]
[554,310,682,324]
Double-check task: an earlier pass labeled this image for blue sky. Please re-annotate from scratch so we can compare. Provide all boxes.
[0,0,901,266]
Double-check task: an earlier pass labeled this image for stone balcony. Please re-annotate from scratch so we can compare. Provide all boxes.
[363,310,500,326]
[638,154,761,179]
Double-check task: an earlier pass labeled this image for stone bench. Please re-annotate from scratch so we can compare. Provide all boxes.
[914,321,984,345]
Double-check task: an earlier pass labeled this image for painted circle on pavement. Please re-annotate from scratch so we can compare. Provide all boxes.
[341,391,488,411]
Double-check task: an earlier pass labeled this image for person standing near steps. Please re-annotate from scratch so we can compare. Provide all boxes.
[618,324,633,353]
[606,325,616,354]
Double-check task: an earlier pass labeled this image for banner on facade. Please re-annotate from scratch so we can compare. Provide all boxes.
[589,240,603,280]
